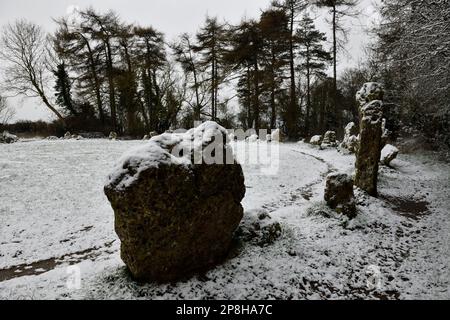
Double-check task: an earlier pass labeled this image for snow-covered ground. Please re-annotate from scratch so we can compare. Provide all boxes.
[0,139,448,299]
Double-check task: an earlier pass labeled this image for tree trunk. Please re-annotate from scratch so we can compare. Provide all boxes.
[253,59,260,131]
[246,67,252,129]
[288,8,297,139]
[306,47,311,135]
[33,79,66,126]
[80,34,104,124]
[105,42,117,131]
[211,59,216,121]
[192,63,201,121]
[332,5,339,129]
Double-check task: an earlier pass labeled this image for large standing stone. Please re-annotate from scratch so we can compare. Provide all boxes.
[324,173,356,218]
[104,121,245,282]
[355,100,384,196]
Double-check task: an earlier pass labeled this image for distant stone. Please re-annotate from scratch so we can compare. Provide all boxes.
[247,134,259,142]
[271,129,285,143]
[340,122,359,153]
[346,136,359,154]
[142,135,149,140]
[149,131,158,138]
[79,132,106,139]
[104,121,245,282]
[381,144,399,166]
[381,119,390,148]
[322,131,337,148]
[64,132,72,139]
[0,131,18,144]
[310,135,323,146]
[46,136,59,140]
[109,132,118,140]
[324,173,356,218]
[345,122,359,137]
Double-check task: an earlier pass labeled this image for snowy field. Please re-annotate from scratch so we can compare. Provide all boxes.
[0,139,449,299]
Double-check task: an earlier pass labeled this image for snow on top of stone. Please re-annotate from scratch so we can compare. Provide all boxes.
[326,172,353,184]
[381,144,399,158]
[105,121,230,191]
[361,100,384,124]
[356,82,384,106]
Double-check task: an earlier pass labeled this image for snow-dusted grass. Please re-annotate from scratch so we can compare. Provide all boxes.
[0,139,449,299]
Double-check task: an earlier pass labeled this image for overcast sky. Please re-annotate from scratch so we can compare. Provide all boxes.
[0,0,379,122]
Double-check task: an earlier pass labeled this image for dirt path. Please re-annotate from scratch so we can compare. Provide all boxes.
[0,241,116,282]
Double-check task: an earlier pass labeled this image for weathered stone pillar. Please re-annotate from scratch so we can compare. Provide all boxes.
[354,83,384,196]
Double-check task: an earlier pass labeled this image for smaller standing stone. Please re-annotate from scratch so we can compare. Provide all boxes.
[345,122,359,137]
[322,131,337,148]
[149,131,158,138]
[271,129,285,142]
[324,173,356,218]
[310,135,323,146]
[381,144,399,166]
[340,122,359,153]
[64,131,72,139]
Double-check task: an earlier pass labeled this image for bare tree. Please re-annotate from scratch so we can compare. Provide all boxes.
[0,95,15,125]
[0,20,65,123]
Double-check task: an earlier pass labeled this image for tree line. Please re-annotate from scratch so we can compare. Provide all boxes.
[0,0,364,139]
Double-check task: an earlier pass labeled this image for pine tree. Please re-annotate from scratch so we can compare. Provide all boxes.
[53,62,77,116]
[79,8,122,131]
[226,19,265,130]
[274,0,308,139]
[134,26,166,131]
[194,17,227,121]
[259,8,290,131]
[54,17,105,124]
[296,15,331,135]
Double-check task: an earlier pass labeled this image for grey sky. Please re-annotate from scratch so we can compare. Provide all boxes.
[0,0,379,122]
